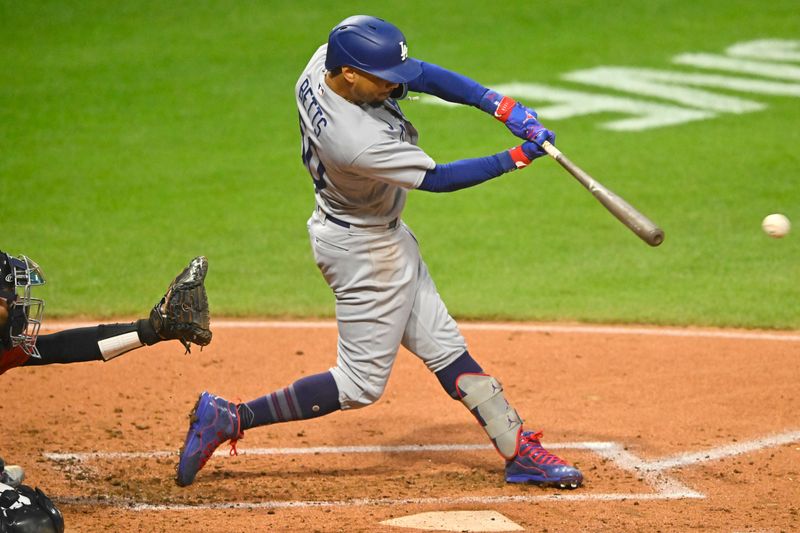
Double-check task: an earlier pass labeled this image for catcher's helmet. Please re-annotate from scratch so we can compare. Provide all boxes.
[325,15,422,83]
[0,251,45,357]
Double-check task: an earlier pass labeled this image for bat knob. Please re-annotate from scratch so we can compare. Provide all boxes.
[648,229,665,247]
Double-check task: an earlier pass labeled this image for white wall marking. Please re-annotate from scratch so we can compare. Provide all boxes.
[420,84,713,131]
[673,53,800,81]
[726,39,800,62]
[420,38,800,131]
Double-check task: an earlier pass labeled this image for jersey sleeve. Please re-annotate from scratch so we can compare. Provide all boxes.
[407,61,488,107]
[349,139,436,189]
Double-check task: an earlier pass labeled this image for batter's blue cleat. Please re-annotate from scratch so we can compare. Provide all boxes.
[176,391,242,487]
[505,431,583,489]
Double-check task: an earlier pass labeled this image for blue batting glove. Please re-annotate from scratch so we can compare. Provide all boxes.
[531,128,555,147]
[479,91,551,143]
[504,101,542,140]
[508,139,551,169]
[521,140,548,161]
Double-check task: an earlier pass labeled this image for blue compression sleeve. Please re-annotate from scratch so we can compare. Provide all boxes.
[408,61,488,107]
[418,151,518,193]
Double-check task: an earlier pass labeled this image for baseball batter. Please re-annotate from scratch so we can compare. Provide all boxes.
[177,15,583,489]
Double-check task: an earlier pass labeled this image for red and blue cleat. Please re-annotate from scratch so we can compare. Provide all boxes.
[176,391,242,487]
[505,431,583,489]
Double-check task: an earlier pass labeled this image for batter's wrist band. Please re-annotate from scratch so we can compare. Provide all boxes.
[493,96,516,122]
[478,91,517,122]
[507,146,531,169]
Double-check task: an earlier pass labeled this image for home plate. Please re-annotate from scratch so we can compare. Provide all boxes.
[380,510,523,532]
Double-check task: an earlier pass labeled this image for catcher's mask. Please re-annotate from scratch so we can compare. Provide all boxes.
[0,251,46,357]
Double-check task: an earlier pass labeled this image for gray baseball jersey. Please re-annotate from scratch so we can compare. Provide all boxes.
[298,45,435,226]
[296,45,467,409]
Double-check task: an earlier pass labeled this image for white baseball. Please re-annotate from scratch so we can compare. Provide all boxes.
[761,213,791,238]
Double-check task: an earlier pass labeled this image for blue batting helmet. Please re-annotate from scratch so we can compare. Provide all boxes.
[325,15,422,83]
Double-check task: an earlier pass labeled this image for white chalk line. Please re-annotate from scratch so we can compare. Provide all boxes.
[47,430,800,510]
[57,491,697,512]
[644,429,800,471]
[41,319,800,342]
[49,441,699,511]
[43,441,614,462]
[46,430,800,511]
[592,445,703,499]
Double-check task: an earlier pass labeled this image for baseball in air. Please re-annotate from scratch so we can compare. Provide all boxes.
[761,213,791,238]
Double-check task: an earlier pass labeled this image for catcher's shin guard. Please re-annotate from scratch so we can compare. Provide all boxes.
[456,373,523,460]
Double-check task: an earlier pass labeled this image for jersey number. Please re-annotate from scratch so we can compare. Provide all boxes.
[299,115,327,191]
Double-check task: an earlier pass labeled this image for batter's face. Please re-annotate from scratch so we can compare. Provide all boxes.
[337,67,399,105]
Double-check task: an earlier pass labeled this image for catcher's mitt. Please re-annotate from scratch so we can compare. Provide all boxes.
[150,256,211,353]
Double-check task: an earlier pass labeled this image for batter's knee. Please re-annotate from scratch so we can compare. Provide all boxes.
[329,366,387,410]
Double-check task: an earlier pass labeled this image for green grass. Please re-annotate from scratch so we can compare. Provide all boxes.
[2,1,798,328]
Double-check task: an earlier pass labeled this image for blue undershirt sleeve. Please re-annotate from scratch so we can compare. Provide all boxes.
[407,61,489,107]
[418,151,518,193]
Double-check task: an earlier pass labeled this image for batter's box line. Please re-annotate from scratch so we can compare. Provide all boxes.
[44,430,800,511]
[41,320,800,343]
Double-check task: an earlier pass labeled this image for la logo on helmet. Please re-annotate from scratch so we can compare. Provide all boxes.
[399,41,408,61]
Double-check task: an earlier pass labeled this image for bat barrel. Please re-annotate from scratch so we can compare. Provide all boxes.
[541,141,665,247]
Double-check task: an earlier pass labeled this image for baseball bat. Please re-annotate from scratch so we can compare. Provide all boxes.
[540,141,665,247]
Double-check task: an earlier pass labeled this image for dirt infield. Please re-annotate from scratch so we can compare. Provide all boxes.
[2,321,799,532]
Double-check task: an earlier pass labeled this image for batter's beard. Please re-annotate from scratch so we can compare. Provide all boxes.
[368,94,392,107]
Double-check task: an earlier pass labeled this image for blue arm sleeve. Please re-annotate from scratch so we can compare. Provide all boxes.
[418,152,518,193]
[407,61,488,107]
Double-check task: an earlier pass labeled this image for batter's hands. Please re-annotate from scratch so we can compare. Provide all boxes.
[479,91,554,145]
[530,128,555,147]
[522,139,549,160]
[508,139,550,169]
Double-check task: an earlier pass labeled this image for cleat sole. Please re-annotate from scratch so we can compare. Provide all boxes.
[506,475,583,489]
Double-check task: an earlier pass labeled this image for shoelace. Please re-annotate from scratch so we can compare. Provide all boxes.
[518,431,567,466]
[228,397,243,457]
[228,436,240,457]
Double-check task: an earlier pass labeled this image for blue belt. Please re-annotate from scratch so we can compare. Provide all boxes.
[319,208,397,230]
